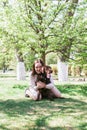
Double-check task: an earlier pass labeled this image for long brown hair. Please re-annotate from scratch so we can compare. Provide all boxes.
[32,59,45,76]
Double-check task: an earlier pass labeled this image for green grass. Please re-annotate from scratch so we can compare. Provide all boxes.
[0,78,87,130]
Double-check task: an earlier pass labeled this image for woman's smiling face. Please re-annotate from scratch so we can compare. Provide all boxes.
[35,62,42,74]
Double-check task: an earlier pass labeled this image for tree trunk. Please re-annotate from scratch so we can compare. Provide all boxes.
[17,62,26,80]
[41,52,46,64]
[57,58,68,82]
[15,49,26,80]
[57,0,78,82]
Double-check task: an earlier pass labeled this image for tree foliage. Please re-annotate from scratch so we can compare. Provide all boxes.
[0,0,87,70]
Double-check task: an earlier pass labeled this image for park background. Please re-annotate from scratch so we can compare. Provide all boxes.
[0,0,87,130]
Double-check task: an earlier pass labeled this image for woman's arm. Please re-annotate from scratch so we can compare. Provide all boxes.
[28,72,42,100]
[45,75,55,89]
[29,71,36,88]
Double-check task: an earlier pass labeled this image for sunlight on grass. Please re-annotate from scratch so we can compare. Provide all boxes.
[47,116,76,127]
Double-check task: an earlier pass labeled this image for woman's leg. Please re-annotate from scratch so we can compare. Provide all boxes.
[25,88,42,100]
[50,86,62,98]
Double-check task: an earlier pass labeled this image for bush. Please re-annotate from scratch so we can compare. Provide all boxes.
[75,64,82,76]
[50,64,58,75]
[71,64,76,76]
[81,64,87,77]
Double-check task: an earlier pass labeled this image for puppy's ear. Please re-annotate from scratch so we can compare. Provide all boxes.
[50,70,53,73]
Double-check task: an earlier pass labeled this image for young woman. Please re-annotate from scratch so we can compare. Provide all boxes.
[25,59,62,100]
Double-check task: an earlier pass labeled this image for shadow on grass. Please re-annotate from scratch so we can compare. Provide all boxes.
[0,125,11,130]
[0,96,87,130]
[56,84,87,96]
[0,125,81,130]
[77,122,87,130]
[13,84,27,89]
[0,97,87,117]
[23,126,78,130]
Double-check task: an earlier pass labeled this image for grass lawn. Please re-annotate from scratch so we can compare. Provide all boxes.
[0,78,87,130]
